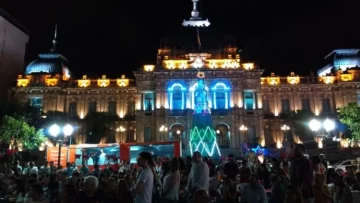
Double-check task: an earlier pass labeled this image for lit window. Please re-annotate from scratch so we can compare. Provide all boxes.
[168,83,186,110]
[31,97,42,109]
[127,100,135,116]
[69,102,77,117]
[108,101,116,115]
[88,102,97,113]
[281,99,290,113]
[322,98,331,114]
[244,92,254,110]
[301,99,310,112]
[213,82,230,110]
[262,99,270,113]
[144,93,154,111]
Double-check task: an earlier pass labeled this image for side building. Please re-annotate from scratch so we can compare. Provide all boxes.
[12,39,360,155]
[0,9,29,104]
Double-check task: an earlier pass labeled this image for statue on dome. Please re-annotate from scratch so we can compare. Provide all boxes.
[194,72,211,115]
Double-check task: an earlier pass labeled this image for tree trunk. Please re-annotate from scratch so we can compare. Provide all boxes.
[13,140,18,150]
[349,140,352,156]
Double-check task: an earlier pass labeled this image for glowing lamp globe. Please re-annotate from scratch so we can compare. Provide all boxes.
[49,124,60,137]
[323,119,335,132]
[257,154,264,163]
[63,124,74,136]
[309,119,321,132]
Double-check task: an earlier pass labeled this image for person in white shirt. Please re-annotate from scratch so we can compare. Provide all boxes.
[98,149,106,165]
[28,162,39,175]
[119,163,127,174]
[22,162,30,175]
[132,151,154,203]
[39,161,51,176]
[241,173,268,203]
[162,157,181,202]
[187,151,209,194]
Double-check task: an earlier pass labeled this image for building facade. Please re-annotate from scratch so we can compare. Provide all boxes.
[13,37,360,155]
[0,9,29,104]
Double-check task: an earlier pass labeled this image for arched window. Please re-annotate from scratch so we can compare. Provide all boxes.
[212,82,229,109]
[168,83,186,110]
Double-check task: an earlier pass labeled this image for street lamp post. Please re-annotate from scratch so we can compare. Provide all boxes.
[176,130,181,141]
[49,124,74,168]
[281,124,290,133]
[159,125,168,141]
[281,124,291,150]
[308,118,336,156]
[239,125,248,143]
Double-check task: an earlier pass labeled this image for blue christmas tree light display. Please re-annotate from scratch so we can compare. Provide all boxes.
[189,72,221,157]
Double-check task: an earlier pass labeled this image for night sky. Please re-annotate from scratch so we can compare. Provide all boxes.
[2,0,360,78]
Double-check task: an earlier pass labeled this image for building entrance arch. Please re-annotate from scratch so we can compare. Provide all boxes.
[215,123,230,148]
[169,123,185,142]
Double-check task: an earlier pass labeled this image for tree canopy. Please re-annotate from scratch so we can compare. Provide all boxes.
[0,115,45,150]
[338,102,360,141]
[0,99,42,127]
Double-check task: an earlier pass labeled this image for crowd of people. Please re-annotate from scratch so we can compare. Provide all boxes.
[0,144,359,203]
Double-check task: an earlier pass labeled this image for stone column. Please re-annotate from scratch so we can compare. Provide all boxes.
[142,93,145,110]
[124,96,128,116]
[257,92,262,109]
[273,93,278,116]
[186,92,191,109]
[182,92,185,109]
[213,92,217,109]
[258,117,264,146]
[252,91,256,109]
[230,92,234,108]
[156,92,161,109]
[238,91,243,108]
[117,95,121,117]
[165,93,169,109]
[169,93,173,109]
[137,93,142,111]
[225,92,229,109]
[152,93,155,110]
[192,92,195,109]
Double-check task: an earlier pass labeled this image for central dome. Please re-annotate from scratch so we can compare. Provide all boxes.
[24,24,70,78]
[25,51,69,76]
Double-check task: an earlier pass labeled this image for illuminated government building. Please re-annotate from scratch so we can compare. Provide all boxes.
[12,1,360,156]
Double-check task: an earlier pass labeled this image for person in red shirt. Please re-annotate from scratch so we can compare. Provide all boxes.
[342,165,356,179]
